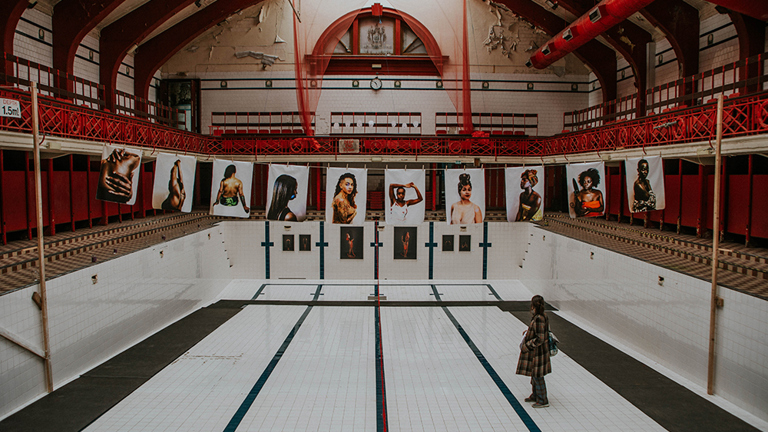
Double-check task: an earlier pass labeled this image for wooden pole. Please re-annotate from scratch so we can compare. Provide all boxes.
[707,93,724,395]
[31,82,54,393]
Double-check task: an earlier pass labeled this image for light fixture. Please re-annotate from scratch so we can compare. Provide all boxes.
[436,80,443,88]
[562,28,576,41]
[525,59,533,68]
[545,0,558,9]
[541,44,552,56]
[527,82,534,90]
[588,6,604,23]
[413,121,420,128]
[195,0,202,7]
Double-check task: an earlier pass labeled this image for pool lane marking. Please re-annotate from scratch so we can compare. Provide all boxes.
[486,283,502,300]
[374,282,388,432]
[223,286,323,432]
[250,283,268,300]
[430,285,541,432]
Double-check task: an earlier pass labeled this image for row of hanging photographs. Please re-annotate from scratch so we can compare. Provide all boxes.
[96,144,666,225]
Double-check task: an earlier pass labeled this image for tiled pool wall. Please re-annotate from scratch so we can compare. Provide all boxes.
[0,226,233,419]
[520,227,768,423]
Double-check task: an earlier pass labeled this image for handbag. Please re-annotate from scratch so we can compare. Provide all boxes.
[548,331,559,357]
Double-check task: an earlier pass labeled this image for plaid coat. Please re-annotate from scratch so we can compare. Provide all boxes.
[515,314,551,377]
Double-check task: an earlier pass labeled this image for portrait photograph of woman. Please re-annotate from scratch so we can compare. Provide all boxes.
[151,153,196,213]
[506,166,545,222]
[394,227,417,260]
[385,169,425,225]
[96,144,142,205]
[624,156,665,213]
[266,164,309,221]
[326,167,368,225]
[340,226,364,259]
[566,162,607,219]
[444,169,485,225]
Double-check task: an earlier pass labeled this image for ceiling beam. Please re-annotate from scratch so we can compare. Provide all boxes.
[641,0,699,78]
[1,0,30,55]
[495,0,617,103]
[728,11,766,94]
[135,0,266,100]
[707,0,768,21]
[100,0,197,110]
[52,0,127,75]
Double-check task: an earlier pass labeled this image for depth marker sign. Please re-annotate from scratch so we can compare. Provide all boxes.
[1,98,21,118]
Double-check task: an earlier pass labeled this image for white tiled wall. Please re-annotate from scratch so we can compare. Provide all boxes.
[13,8,53,68]
[116,54,135,95]
[0,227,232,420]
[520,227,768,423]
[73,36,100,84]
[220,221,528,281]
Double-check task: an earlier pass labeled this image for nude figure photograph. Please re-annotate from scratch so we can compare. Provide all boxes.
[445,169,485,225]
[340,226,363,259]
[394,227,417,260]
[152,153,196,213]
[96,145,142,205]
[209,160,253,218]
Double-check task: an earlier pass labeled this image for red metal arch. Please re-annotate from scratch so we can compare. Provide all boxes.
[311,7,442,64]
[135,0,267,100]
[0,0,28,55]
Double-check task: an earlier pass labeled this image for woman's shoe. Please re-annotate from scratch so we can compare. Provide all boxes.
[524,395,536,403]
[532,403,549,408]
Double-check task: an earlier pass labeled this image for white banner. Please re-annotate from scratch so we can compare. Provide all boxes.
[210,160,253,218]
[152,153,196,212]
[385,169,426,225]
[625,156,665,213]
[265,164,309,221]
[505,166,545,222]
[445,169,485,225]
[95,145,142,206]
[0,98,21,118]
[326,167,367,225]
[566,162,606,218]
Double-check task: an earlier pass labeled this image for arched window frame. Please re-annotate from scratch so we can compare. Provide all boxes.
[311,7,446,76]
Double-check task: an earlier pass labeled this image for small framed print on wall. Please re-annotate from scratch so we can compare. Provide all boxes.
[299,234,311,251]
[459,235,471,252]
[442,235,454,252]
[283,235,294,251]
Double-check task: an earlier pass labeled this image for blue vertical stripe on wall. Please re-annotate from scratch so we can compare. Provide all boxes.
[480,222,492,280]
[316,221,329,279]
[426,222,438,279]
[261,221,274,279]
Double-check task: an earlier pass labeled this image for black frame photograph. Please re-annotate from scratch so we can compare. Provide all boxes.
[459,235,471,252]
[394,227,417,260]
[299,234,312,251]
[340,226,364,259]
[283,235,294,251]
[442,235,454,252]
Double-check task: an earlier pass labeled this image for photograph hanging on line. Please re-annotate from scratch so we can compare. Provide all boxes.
[385,169,425,225]
[566,162,606,219]
[152,153,196,212]
[209,160,253,219]
[505,166,545,222]
[326,167,368,225]
[266,164,309,221]
[96,144,142,205]
[625,155,665,213]
[445,169,485,225]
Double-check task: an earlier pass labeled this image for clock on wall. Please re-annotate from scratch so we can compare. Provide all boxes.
[370,77,383,91]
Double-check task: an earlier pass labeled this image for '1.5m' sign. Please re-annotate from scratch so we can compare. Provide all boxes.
[1,98,21,118]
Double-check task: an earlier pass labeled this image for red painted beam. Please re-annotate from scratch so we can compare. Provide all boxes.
[0,0,29,54]
[52,0,127,75]
[548,0,651,115]
[495,0,617,102]
[100,0,197,109]
[135,0,267,100]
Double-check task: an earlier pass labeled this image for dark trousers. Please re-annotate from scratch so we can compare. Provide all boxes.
[531,376,548,404]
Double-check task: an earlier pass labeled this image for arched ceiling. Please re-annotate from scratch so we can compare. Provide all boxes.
[14,0,768,102]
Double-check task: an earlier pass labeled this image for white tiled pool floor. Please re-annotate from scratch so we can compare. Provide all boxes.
[79,280,679,432]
